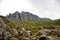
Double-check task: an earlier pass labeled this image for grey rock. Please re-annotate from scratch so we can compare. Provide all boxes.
[7,11,51,21]
[10,29,18,37]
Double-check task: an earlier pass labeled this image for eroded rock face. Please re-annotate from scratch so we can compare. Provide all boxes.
[7,11,51,21]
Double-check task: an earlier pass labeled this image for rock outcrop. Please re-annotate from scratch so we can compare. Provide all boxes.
[7,11,51,21]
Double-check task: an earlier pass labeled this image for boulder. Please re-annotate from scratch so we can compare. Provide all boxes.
[10,29,18,37]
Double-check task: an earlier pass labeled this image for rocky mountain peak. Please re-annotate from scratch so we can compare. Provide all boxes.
[7,11,51,21]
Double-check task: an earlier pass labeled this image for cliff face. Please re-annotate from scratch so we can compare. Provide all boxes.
[7,11,21,21]
[7,11,51,21]
[20,11,41,21]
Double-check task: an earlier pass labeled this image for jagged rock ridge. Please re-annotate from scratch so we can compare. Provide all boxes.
[7,11,51,21]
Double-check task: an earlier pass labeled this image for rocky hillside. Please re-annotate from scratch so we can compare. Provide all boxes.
[7,11,51,21]
[0,16,60,40]
[0,11,60,40]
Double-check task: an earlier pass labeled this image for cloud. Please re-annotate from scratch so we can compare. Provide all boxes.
[28,0,60,19]
[0,0,60,19]
[0,0,32,16]
[0,0,3,4]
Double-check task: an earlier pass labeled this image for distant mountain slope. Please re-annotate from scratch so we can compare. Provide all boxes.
[7,11,51,21]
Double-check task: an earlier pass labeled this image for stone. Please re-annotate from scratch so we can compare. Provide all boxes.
[10,29,18,37]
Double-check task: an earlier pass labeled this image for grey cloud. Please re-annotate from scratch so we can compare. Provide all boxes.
[0,0,3,4]
[28,0,60,19]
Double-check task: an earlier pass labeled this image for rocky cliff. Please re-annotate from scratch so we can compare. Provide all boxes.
[7,11,51,21]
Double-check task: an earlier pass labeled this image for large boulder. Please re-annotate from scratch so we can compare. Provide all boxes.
[10,29,18,37]
[39,35,46,40]
[3,31,11,40]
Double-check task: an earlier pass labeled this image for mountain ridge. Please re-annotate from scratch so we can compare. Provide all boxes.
[7,11,51,21]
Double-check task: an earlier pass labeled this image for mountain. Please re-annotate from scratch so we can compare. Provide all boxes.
[7,11,51,21]
[0,12,60,40]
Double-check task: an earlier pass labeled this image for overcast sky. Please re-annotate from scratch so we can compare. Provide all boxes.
[0,0,60,19]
